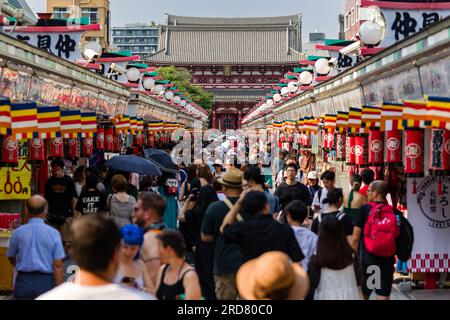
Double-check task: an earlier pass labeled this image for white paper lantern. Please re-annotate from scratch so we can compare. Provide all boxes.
[154,85,164,94]
[288,82,298,93]
[273,94,282,103]
[315,58,331,75]
[164,91,174,101]
[266,99,274,107]
[83,41,102,60]
[281,87,289,96]
[359,20,384,46]
[173,96,181,104]
[126,68,141,82]
[299,71,313,85]
[143,78,155,90]
[180,100,187,107]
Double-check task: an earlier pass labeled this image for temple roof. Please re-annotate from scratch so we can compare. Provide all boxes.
[149,14,303,64]
[209,89,268,101]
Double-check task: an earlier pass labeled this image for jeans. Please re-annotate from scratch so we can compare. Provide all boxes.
[14,272,55,300]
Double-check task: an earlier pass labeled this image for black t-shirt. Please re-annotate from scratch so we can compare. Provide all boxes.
[202,197,244,275]
[275,182,311,209]
[223,214,304,263]
[354,203,397,265]
[75,189,107,215]
[44,175,77,218]
[311,211,354,236]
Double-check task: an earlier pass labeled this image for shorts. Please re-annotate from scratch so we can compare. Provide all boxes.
[214,273,238,300]
[362,262,395,298]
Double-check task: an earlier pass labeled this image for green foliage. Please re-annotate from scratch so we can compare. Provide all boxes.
[157,66,214,111]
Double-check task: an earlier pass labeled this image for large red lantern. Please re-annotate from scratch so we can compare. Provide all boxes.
[368,130,384,165]
[96,126,105,151]
[430,129,450,172]
[82,137,94,157]
[1,135,19,166]
[405,129,424,176]
[385,130,402,165]
[65,138,79,159]
[29,138,45,162]
[105,127,114,152]
[354,135,366,166]
[336,133,346,161]
[346,135,355,165]
[48,137,64,158]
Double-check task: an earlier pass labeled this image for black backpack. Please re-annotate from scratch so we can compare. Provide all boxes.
[396,214,414,262]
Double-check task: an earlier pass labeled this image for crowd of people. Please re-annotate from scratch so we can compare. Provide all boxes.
[6,151,410,301]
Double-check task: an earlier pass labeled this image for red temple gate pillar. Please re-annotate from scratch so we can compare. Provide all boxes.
[212,111,217,129]
[238,111,242,129]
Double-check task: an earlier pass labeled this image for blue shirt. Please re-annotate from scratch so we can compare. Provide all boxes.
[7,218,65,273]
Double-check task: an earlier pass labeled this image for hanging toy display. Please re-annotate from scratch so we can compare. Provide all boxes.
[1,135,19,166]
[385,130,402,165]
[29,138,45,162]
[404,129,425,177]
[48,137,64,159]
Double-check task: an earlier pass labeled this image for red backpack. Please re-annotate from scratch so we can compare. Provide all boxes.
[364,203,400,257]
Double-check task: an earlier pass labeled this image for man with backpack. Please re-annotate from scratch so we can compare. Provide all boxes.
[312,171,336,217]
[351,181,413,300]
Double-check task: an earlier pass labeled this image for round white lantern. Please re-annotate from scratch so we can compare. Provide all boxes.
[164,91,174,101]
[266,99,274,107]
[143,78,155,90]
[359,20,384,46]
[154,85,164,94]
[288,81,298,93]
[173,96,181,104]
[273,94,282,103]
[299,71,313,85]
[315,58,331,75]
[281,87,289,96]
[126,67,140,82]
[83,41,102,60]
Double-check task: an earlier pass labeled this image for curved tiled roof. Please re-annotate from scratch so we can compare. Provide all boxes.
[209,89,268,101]
[166,14,301,27]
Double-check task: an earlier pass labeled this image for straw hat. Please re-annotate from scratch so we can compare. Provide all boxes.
[237,251,309,300]
[217,167,243,188]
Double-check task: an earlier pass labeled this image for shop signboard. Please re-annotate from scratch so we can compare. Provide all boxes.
[70,85,98,112]
[419,55,450,96]
[407,176,450,272]
[333,88,364,113]
[97,93,118,115]
[0,141,31,200]
[0,68,31,101]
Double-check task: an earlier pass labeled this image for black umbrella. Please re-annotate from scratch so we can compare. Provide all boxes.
[144,149,179,174]
[106,155,162,176]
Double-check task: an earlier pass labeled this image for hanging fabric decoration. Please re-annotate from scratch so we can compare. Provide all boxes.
[368,129,384,165]
[37,106,61,139]
[113,131,120,153]
[404,129,425,177]
[385,130,402,165]
[29,138,45,162]
[1,135,19,166]
[105,127,114,152]
[430,129,450,173]
[48,137,64,159]
[10,102,38,140]
[354,135,366,166]
[346,135,356,165]
[336,132,346,161]
[82,137,94,157]
[96,126,105,151]
[65,138,80,159]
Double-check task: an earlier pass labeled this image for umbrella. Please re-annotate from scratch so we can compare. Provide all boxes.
[106,155,162,176]
[144,149,179,174]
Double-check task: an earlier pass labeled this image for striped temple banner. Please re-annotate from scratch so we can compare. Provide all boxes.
[348,107,362,134]
[130,117,138,134]
[37,106,61,139]
[61,110,81,139]
[336,111,349,133]
[361,105,382,132]
[10,102,38,140]
[0,99,11,135]
[81,112,97,138]
[324,114,337,130]
[402,100,428,129]
[381,102,404,132]
[137,118,144,134]
[427,96,450,129]
[148,122,164,132]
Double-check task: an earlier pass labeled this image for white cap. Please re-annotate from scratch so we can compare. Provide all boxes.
[214,159,223,166]
[307,171,319,180]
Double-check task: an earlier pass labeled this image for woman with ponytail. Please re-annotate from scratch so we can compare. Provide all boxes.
[343,174,366,222]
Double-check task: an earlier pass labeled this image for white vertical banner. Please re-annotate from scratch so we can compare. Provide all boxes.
[407,176,450,273]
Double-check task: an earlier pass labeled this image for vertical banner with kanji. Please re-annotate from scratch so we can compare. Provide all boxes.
[407,176,450,273]
[0,141,31,200]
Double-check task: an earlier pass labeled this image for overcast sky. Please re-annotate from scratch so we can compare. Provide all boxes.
[31,0,343,41]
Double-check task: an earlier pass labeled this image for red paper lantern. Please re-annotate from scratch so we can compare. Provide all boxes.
[368,130,384,165]
[1,135,19,166]
[405,129,424,176]
[29,138,45,162]
[346,135,355,165]
[48,137,64,158]
[354,135,365,166]
[82,137,94,157]
[336,133,346,161]
[65,138,80,159]
[96,126,105,151]
[430,129,450,172]
[105,127,114,152]
[385,130,402,165]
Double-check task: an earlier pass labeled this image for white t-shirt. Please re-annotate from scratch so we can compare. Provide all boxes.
[36,283,156,300]
[312,188,329,215]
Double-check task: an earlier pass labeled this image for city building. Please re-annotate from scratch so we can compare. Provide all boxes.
[1,0,38,25]
[148,14,303,129]
[112,24,159,60]
[309,31,325,43]
[343,0,362,40]
[46,0,111,50]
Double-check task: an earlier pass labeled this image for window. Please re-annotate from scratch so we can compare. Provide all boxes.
[53,7,69,20]
[82,8,99,24]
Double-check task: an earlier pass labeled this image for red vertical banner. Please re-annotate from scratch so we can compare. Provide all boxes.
[336,133,346,161]
[368,129,384,165]
[113,131,120,153]
[324,130,335,149]
[82,137,94,157]
[48,137,63,159]
[29,138,45,162]
[346,135,355,165]
[1,135,19,166]
[385,130,402,165]
[405,129,424,176]
[96,126,105,151]
[354,135,365,166]
[105,127,114,152]
[65,138,79,159]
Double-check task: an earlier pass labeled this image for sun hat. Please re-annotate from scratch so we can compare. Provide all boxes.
[217,167,243,188]
[307,171,319,180]
[237,251,309,300]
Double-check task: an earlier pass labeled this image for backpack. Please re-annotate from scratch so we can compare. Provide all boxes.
[363,203,400,257]
[396,214,414,262]
[164,178,179,196]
